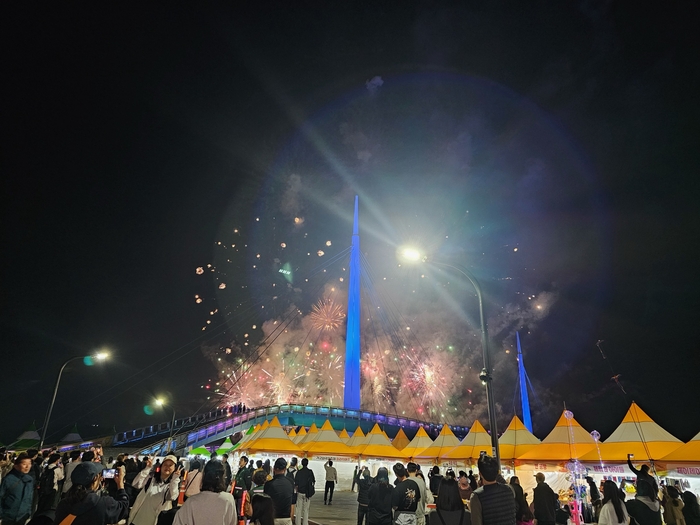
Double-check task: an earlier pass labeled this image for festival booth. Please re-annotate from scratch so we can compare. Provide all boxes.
[400,426,434,461]
[657,430,700,494]
[300,420,358,486]
[353,423,409,478]
[238,416,303,457]
[345,425,367,449]
[498,415,540,476]
[392,428,410,451]
[578,402,683,489]
[293,425,307,444]
[297,422,319,445]
[516,410,598,523]
[440,420,492,468]
[413,424,461,466]
[216,437,236,456]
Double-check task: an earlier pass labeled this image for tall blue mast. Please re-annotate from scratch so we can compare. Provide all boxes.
[344,196,361,410]
[517,331,533,432]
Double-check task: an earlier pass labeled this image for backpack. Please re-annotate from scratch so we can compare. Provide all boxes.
[39,466,56,495]
[306,477,315,498]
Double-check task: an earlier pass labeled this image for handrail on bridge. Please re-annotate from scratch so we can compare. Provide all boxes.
[113,404,470,447]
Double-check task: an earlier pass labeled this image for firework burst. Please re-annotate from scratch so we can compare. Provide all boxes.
[309,298,346,332]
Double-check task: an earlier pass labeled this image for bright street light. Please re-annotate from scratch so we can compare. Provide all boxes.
[155,397,177,453]
[40,351,110,449]
[399,246,501,467]
[400,247,424,262]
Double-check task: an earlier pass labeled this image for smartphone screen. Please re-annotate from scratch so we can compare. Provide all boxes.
[103,469,116,479]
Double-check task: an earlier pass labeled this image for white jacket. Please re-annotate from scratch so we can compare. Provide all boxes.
[130,468,181,525]
[599,500,629,525]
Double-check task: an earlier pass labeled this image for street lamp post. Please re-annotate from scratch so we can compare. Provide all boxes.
[156,399,176,454]
[40,352,109,449]
[400,249,501,467]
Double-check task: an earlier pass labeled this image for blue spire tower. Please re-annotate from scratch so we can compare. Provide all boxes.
[516,331,533,432]
[344,196,361,410]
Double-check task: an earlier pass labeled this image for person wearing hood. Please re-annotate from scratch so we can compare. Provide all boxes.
[625,480,662,525]
[0,453,35,525]
[53,461,129,525]
[367,467,394,525]
[129,455,182,525]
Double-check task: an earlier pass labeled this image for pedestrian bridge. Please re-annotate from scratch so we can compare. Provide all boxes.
[112,404,470,456]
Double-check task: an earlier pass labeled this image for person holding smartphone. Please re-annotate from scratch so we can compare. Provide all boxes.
[54,462,129,525]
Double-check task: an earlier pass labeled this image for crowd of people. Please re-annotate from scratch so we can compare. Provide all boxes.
[1,444,699,525]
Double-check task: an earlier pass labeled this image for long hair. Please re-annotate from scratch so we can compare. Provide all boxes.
[602,480,625,523]
[682,491,700,519]
[437,478,463,512]
[65,483,92,506]
[201,460,226,493]
[251,494,275,525]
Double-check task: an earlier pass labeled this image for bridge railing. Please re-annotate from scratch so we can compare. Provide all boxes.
[113,404,471,447]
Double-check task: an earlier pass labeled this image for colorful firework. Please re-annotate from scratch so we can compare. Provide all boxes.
[309,298,346,332]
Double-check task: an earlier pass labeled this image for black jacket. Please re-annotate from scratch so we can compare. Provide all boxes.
[368,483,394,525]
[295,467,315,496]
[54,488,129,525]
[357,474,372,505]
[533,482,557,523]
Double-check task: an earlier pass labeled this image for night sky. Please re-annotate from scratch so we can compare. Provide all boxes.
[3,3,699,447]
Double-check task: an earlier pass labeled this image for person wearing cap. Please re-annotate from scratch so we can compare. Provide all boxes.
[532,473,557,525]
[37,453,64,512]
[129,455,182,525]
[469,455,516,525]
[264,458,294,525]
[173,460,237,525]
[368,467,394,525]
[0,453,34,525]
[53,461,129,525]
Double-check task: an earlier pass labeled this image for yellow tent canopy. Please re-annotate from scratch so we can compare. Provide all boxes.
[499,415,540,460]
[392,428,410,451]
[661,430,700,462]
[346,426,367,449]
[242,416,302,455]
[296,422,319,445]
[414,425,460,462]
[441,420,492,462]
[517,411,596,461]
[288,428,297,438]
[338,428,350,441]
[580,403,682,462]
[260,420,270,430]
[400,427,434,460]
[302,420,357,457]
[293,426,308,444]
[359,424,407,459]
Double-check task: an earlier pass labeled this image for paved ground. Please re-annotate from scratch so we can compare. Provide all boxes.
[307,490,358,525]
